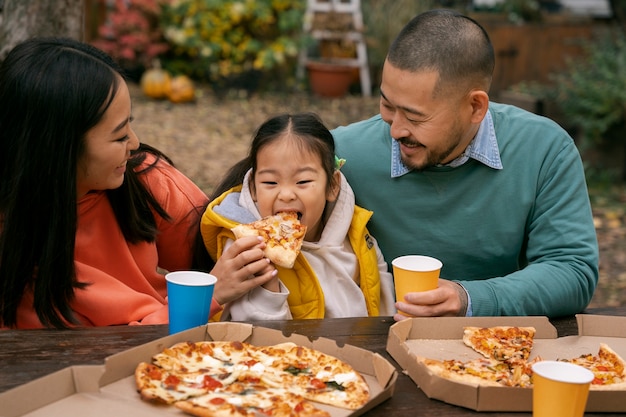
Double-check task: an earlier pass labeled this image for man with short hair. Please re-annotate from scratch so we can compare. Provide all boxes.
[332,9,598,319]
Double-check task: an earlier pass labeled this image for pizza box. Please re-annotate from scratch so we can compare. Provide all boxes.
[386,315,626,412]
[0,322,397,417]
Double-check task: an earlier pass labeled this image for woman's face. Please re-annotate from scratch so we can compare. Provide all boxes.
[76,79,139,198]
[252,136,339,242]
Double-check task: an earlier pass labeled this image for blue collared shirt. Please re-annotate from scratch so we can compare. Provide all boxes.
[389,111,502,316]
[391,111,503,178]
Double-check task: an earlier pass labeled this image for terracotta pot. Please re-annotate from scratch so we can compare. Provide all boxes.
[306,61,354,98]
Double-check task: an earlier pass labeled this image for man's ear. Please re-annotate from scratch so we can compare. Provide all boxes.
[327,171,341,202]
[469,89,490,124]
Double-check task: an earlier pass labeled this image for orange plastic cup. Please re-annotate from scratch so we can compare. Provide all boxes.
[392,255,442,304]
[532,361,594,417]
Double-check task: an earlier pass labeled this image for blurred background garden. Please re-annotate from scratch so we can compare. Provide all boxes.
[1,0,625,307]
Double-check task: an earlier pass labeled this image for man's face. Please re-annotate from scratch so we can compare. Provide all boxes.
[379,61,477,171]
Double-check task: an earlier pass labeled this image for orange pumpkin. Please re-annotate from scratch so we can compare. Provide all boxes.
[140,62,171,100]
[166,75,195,103]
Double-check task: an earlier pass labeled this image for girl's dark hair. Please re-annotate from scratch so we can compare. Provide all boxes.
[0,37,204,328]
[211,112,338,200]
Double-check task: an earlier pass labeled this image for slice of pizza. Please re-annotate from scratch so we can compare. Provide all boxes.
[419,356,512,387]
[152,341,252,374]
[231,211,306,269]
[255,343,370,410]
[137,341,261,404]
[135,362,222,404]
[558,343,626,390]
[463,326,536,364]
[418,353,541,388]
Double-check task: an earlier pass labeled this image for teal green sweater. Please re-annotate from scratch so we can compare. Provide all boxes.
[332,103,598,317]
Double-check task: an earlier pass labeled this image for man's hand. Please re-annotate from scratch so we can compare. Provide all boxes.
[394,279,468,320]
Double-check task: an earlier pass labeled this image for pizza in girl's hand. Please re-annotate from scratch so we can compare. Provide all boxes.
[231,211,306,268]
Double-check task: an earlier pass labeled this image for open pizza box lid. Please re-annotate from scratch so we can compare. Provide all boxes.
[386,315,626,412]
[0,322,397,417]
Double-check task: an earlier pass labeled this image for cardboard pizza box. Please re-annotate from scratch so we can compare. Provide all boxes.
[0,322,397,417]
[386,315,626,412]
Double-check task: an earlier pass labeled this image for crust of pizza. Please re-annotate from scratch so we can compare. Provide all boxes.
[135,362,165,402]
[231,212,306,268]
[174,400,223,417]
[599,343,626,374]
[135,362,208,404]
[264,244,298,271]
[420,357,504,387]
[590,382,626,391]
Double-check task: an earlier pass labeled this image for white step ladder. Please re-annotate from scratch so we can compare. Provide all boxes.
[297,0,372,97]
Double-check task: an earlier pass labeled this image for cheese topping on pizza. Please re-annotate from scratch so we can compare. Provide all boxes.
[231,212,306,268]
[135,340,370,417]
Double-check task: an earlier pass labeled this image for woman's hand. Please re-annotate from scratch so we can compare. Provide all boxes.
[210,236,277,305]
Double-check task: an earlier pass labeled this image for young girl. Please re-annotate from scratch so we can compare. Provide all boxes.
[201,113,395,320]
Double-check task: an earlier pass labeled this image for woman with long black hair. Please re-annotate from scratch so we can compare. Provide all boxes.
[0,37,275,329]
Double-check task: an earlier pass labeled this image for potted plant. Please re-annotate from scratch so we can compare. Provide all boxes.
[306,61,354,98]
[304,8,360,98]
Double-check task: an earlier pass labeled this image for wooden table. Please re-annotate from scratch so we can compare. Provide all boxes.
[1,307,625,416]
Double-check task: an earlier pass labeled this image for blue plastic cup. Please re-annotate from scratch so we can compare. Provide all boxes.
[165,271,217,334]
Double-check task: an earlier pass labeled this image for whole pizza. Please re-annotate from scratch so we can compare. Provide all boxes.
[135,340,370,416]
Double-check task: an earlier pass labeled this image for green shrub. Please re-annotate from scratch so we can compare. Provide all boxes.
[504,27,626,181]
[159,0,305,93]
[549,28,626,151]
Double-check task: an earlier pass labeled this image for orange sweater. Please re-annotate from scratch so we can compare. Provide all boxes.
[14,157,216,328]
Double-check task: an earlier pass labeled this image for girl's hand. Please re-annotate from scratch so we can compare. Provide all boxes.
[210,236,277,305]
